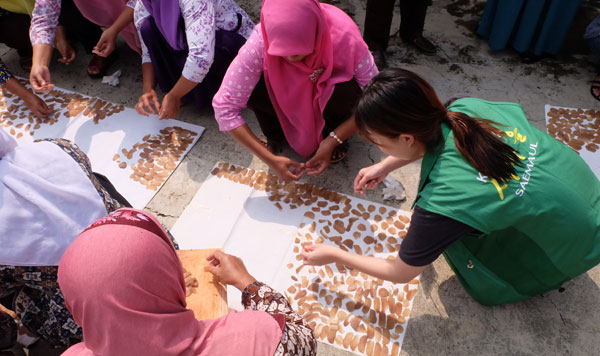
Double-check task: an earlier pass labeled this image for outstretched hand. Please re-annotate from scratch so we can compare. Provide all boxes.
[158,92,181,120]
[24,94,52,118]
[135,90,161,116]
[269,155,306,181]
[353,162,389,194]
[29,65,54,93]
[300,244,340,266]
[206,250,257,291]
[305,139,335,175]
[92,29,118,57]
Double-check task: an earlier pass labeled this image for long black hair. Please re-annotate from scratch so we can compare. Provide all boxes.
[355,69,521,183]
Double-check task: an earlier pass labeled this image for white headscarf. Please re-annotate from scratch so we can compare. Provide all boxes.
[0,128,108,266]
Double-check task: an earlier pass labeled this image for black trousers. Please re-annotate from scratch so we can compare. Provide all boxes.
[0,0,102,57]
[58,0,103,53]
[0,11,33,58]
[247,75,362,147]
[363,0,430,51]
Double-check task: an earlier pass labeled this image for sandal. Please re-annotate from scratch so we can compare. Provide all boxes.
[258,134,284,154]
[87,52,118,78]
[591,76,600,102]
[330,141,348,164]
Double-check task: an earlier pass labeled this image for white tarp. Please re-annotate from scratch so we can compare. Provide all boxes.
[172,162,418,356]
[544,105,600,178]
[0,82,204,208]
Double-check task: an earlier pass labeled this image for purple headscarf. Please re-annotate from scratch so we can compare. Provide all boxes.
[141,0,187,50]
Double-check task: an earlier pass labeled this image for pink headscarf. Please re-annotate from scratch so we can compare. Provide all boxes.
[74,0,142,54]
[260,0,369,157]
[58,208,282,356]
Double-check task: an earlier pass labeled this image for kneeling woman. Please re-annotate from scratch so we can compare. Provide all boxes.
[58,209,316,356]
[212,0,377,181]
[302,69,600,305]
[0,128,129,348]
[134,0,254,119]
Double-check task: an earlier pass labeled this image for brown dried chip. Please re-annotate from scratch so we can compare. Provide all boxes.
[358,335,368,353]
[333,220,345,234]
[295,290,307,300]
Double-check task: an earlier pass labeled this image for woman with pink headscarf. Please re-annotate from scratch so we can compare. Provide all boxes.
[212,0,378,181]
[58,208,317,356]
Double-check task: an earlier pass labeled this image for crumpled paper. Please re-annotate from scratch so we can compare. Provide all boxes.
[382,176,406,202]
[102,69,121,87]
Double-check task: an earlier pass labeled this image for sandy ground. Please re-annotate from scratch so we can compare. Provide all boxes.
[2,0,600,355]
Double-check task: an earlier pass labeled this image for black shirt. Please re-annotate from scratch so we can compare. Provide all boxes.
[398,206,477,267]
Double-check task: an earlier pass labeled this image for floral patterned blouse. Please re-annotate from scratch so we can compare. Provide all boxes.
[29,0,137,46]
[0,59,12,85]
[133,0,255,83]
[212,26,379,132]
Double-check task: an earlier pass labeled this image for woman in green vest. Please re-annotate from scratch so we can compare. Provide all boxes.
[301,68,600,305]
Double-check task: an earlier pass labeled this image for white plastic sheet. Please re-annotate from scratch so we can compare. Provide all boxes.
[172,162,418,356]
[0,82,204,208]
[544,105,600,178]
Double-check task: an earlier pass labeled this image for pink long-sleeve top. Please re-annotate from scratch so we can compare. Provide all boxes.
[212,26,378,132]
[29,0,137,46]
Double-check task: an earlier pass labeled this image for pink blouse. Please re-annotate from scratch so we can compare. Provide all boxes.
[213,26,378,132]
[29,0,137,46]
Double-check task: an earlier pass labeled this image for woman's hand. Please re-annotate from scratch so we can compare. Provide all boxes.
[158,92,181,120]
[206,250,257,291]
[135,90,161,116]
[354,161,390,194]
[300,244,341,266]
[305,138,336,175]
[23,93,52,118]
[268,155,305,181]
[92,28,118,57]
[54,26,76,65]
[29,64,54,93]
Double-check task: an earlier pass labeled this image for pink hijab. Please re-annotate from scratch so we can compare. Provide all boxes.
[74,0,142,54]
[260,0,369,157]
[58,208,282,356]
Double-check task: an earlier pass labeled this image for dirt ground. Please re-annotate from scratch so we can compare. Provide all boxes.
[1,0,600,355]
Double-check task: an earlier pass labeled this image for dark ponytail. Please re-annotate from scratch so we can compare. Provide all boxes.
[355,69,521,183]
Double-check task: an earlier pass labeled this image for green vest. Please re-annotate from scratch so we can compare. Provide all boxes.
[414,98,600,305]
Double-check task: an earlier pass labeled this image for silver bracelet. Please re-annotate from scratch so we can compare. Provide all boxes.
[329,131,343,144]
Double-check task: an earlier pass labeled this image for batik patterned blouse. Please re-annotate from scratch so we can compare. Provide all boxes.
[133,0,255,83]
[0,59,12,85]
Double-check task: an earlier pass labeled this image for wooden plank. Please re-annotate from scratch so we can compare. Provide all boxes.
[177,248,228,320]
